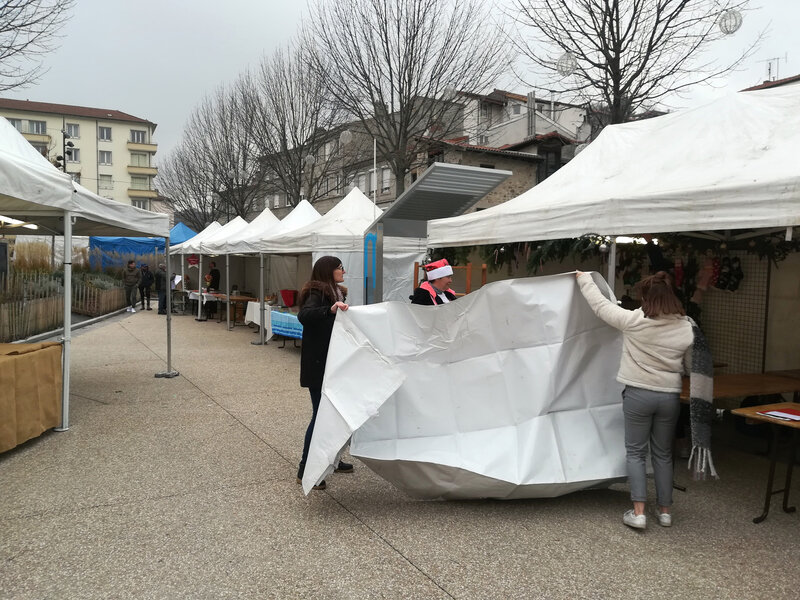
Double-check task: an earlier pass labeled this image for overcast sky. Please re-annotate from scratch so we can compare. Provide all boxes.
[6,0,799,163]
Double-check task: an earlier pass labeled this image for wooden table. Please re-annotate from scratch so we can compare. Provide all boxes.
[213,295,256,327]
[681,372,800,402]
[730,402,800,523]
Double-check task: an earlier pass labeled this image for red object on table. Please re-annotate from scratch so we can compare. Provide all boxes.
[280,289,297,307]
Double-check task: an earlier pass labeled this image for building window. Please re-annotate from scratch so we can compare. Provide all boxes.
[66,123,79,138]
[71,173,80,184]
[130,129,146,144]
[537,147,562,181]
[512,104,521,115]
[6,118,22,131]
[67,148,80,163]
[478,135,490,145]
[286,195,292,207]
[131,198,149,210]
[273,194,279,209]
[381,168,391,193]
[99,175,114,190]
[480,103,490,124]
[358,173,366,192]
[130,152,149,167]
[98,126,112,141]
[29,120,47,134]
[31,143,48,157]
[130,175,150,190]
[369,170,377,194]
[99,150,112,165]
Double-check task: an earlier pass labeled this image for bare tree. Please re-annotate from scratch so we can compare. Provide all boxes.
[187,86,265,220]
[508,0,759,128]
[239,41,346,208]
[307,0,509,195]
[156,139,218,232]
[0,0,75,91]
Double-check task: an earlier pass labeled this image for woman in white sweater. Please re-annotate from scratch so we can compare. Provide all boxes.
[576,270,693,530]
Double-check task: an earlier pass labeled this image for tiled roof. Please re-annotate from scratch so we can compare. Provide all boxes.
[0,98,156,127]
[435,137,542,161]
[741,74,800,91]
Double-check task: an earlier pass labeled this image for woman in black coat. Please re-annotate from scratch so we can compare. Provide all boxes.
[296,255,353,490]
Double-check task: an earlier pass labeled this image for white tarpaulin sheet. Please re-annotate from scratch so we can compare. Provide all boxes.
[303,272,626,498]
[428,86,800,247]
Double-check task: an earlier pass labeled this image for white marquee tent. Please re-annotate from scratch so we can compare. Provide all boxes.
[204,207,280,255]
[428,85,800,248]
[0,117,170,430]
[257,188,384,306]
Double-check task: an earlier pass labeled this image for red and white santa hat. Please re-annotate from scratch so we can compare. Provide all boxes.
[423,259,453,281]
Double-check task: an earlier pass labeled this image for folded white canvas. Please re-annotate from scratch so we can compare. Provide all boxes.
[303,272,626,499]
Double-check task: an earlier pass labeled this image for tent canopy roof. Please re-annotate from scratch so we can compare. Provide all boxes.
[428,86,800,248]
[259,188,381,254]
[0,118,169,237]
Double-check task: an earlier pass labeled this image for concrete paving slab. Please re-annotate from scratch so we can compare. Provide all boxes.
[1,308,798,599]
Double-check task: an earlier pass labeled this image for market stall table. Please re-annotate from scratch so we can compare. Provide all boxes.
[244,301,273,340]
[681,372,800,403]
[730,402,800,523]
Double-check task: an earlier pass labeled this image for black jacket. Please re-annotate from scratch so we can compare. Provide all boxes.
[410,286,457,305]
[154,268,167,292]
[140,269,155,289]
[209,268,221,290]
[297,283,346,389]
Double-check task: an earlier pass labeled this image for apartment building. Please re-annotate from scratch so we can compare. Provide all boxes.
[0,98,159,210]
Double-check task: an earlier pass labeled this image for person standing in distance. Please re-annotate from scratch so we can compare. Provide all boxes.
[139,264,154,310]
[122,260,141,313]
[410,259,457,305]
[155,263,168,315]
[296,256,354,490]
[208,261,221,291]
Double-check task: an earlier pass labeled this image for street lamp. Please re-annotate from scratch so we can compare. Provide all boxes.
[54,130,74,174]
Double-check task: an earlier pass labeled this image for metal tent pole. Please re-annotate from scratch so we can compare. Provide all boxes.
[156,238,179,378]
[55,210,72,432]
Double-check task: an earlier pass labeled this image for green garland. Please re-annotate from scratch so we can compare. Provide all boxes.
[430,230,799,278]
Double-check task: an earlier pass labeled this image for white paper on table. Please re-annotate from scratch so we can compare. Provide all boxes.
[302,272,627,499]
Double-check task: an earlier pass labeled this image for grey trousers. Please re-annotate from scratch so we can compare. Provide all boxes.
[622,385,680,506]
[124,285,137,308]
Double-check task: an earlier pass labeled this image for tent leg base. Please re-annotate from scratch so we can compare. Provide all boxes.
[251,340,268,345]
[54,426,69,432]
[155,370,180,378]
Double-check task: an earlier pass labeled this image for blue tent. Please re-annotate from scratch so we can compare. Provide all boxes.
[88,223,197,269]
[169,222,197,245]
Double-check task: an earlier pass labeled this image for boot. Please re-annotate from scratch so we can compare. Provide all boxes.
[147,302,152,311]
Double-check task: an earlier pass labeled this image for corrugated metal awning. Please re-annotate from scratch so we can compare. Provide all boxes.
[372,162,511,237]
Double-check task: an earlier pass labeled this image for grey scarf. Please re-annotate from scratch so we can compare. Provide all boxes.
[687,317,717,480]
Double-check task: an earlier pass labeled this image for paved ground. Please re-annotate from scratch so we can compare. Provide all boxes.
[1,308,798,599]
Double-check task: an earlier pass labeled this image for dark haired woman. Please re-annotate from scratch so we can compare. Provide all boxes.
[576,270,694,530]
[296,256,354,490]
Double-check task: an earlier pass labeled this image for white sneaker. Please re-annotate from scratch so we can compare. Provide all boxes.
[126,307,132,312]
[130,307,136,313]
[657,512,672,527]
[623,509,646,529]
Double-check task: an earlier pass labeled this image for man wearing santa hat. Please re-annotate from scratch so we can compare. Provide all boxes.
[410,258,458,305]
